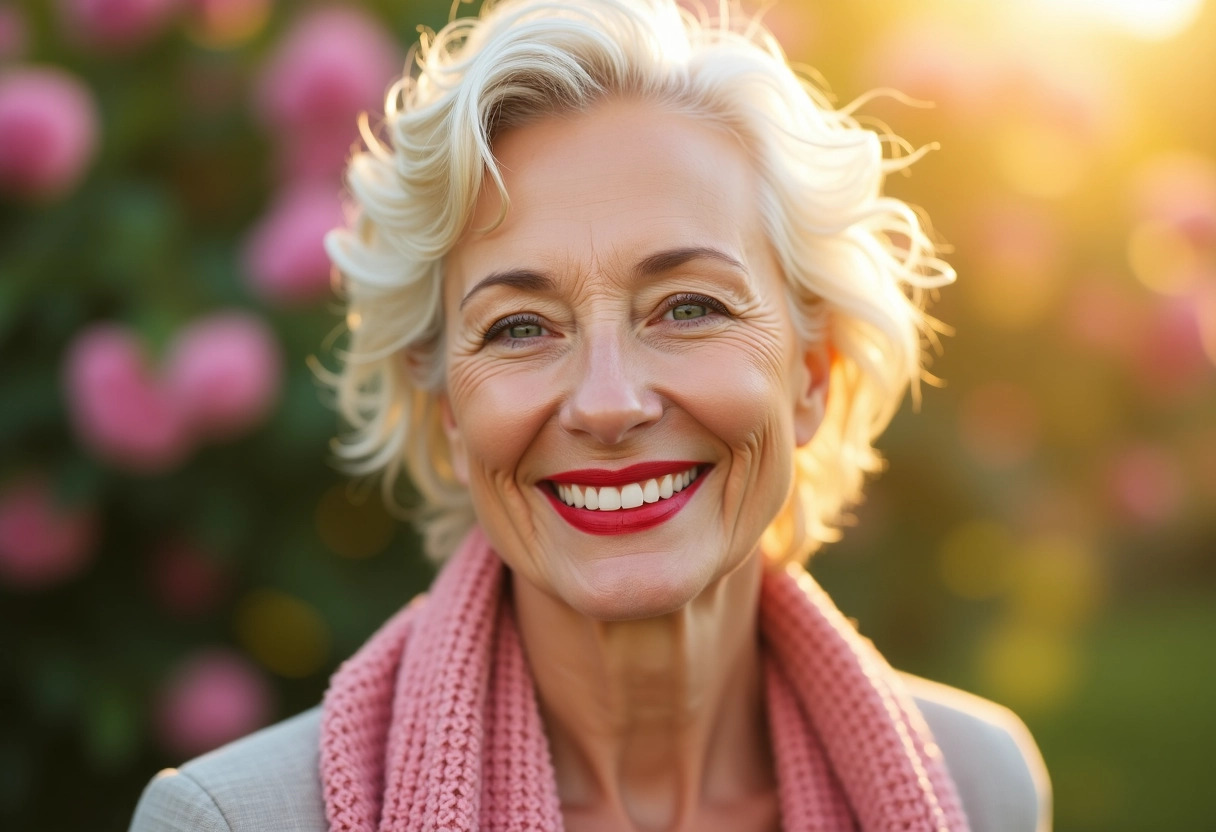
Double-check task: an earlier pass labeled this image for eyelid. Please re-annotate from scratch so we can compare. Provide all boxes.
[482,312,547,343]
[659,292,731,318]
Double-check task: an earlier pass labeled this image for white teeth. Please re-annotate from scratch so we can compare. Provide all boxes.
[554,466,701,512]
[597,487,621,511]
[642,479,659,503]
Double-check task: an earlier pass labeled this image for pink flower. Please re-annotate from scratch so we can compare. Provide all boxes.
[253,7,400,180]
[58,0,179,50]
[155,649,273,757]
[0,6,29,61]
[0,67,99,199]
[242,182,344,304]
[0,475,98,589]
[63,324,192,474]
[165,311,283,441]
[256,7,399,129]
[1132,296,1212,400]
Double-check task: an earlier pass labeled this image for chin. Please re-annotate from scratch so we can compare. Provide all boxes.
[563,551,717,622]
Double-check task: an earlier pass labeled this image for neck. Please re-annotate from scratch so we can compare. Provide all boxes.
[511,550,776,832]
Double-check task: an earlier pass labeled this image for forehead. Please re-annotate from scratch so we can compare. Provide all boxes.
[445,98,764,290]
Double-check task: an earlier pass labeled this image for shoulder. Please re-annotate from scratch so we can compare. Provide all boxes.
[902,673,1052,832]
[129,707,326,832]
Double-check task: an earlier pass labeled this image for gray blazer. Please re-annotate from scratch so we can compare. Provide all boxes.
[129,674,1050,831]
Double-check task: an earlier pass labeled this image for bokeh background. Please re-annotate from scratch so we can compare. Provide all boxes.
[1,0,1213,829]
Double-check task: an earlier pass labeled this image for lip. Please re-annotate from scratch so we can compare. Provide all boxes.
[545,460,704,487]
[540,466,709,536]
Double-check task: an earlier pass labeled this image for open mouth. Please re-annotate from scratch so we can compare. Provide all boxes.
[549,465,702,512]
[540,463,709,535]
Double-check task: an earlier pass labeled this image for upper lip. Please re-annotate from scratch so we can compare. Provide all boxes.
[545,461,705,486]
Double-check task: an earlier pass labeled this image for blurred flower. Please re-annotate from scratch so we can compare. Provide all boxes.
[0,67,99,200]
[0,475,98,589]
[993,50,1118,148]
[182,0,270,49]
[862,20,996,116]
[253,6,401,180]
[155,649,273,757]
[279,119,363,182]
[1127,219,1207,296]
[1131,296,1212,399]
[165,311,283,441]
[58,0,179,50]
[150,539,229,616]
[1061,273,1142,361]
[0,5,28,61]
[242,182,343,304]
[1195,281,1216,367]
[63,324,192,474]
[255,6,398,128]
[1106,443,1184,527]
[1129,152,1216,249]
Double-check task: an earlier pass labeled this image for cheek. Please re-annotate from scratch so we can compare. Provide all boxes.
[663,336,798,527]
[670,332,799,451]
[445,359,558,477]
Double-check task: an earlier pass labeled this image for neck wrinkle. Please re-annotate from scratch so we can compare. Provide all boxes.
[511,550,775,831]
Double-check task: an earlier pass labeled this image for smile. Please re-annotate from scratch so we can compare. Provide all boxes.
[552,465,700,511]
[540,462,709,535]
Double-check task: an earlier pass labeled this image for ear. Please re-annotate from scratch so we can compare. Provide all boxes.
[792,342,831,448]
[438,393,470,486]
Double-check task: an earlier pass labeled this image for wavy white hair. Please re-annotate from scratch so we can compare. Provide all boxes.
[323,0,953,563]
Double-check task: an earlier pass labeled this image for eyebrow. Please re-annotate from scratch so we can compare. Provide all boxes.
[459,268,553,310]
[458,245,746,309]
[633,246,747,278]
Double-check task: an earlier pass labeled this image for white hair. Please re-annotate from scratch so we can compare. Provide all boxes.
[322,0,953,563]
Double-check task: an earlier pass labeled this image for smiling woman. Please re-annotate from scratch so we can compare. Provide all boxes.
[439,100,824,622]
[130,1,1050,831]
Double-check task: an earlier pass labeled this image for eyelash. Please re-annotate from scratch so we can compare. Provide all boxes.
[659,293,730,325]
[480,293,730,345]
[482,313,545,345]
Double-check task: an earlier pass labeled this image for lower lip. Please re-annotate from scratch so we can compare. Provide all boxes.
[541,472,708,535]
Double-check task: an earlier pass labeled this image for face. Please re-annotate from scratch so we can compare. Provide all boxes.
[441,98,827,621]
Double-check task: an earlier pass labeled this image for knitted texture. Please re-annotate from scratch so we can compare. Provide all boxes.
[321,529,969,832]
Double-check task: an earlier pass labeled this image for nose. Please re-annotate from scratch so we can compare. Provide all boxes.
[558,327,663,445]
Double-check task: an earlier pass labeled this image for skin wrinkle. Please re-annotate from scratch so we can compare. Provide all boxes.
[439,98,827,831]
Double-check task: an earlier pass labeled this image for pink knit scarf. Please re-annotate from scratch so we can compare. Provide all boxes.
[321,528,968,832]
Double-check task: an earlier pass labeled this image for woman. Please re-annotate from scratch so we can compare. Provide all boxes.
[131,0,1050,830]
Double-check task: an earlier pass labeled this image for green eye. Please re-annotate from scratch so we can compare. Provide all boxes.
[671,303,708,320]
[508,322,544,338]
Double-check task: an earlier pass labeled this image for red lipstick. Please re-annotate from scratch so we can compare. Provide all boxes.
[540,466,709,535]
[546,461,702,487]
